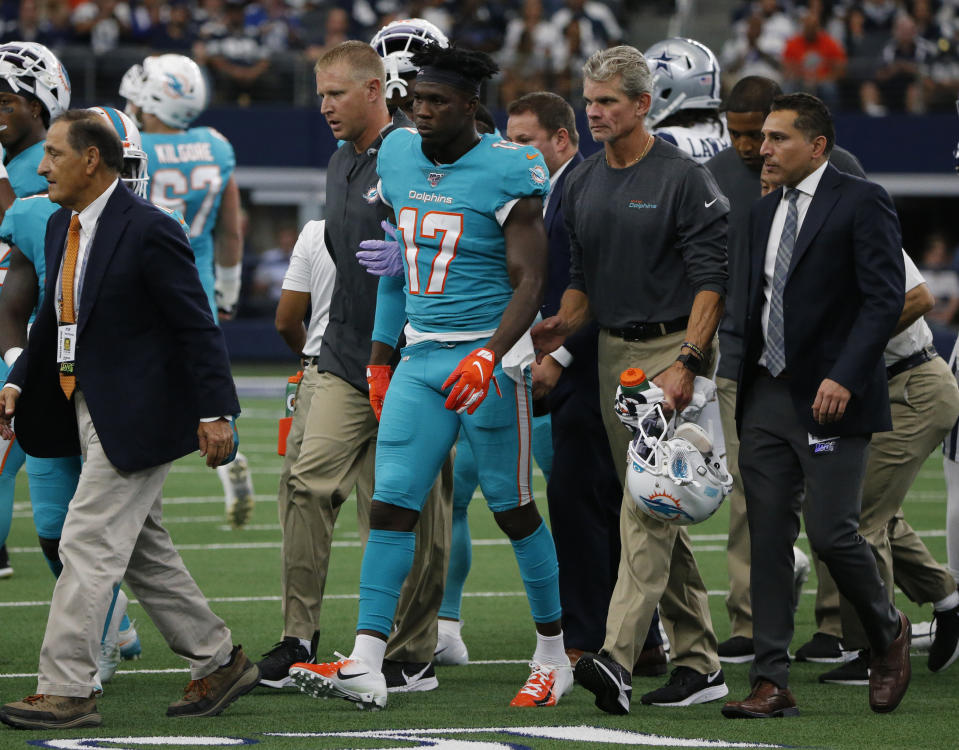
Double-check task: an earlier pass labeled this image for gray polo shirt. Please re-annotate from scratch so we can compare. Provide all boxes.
[318,111,409,392]
[706,143,865,379]
[565,137,729,328]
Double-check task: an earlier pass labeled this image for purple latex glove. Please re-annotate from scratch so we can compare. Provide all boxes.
[357,220,404,277]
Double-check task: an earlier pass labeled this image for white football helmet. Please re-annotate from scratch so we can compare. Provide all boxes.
[625,405,732,526]
[138,54,207,129]
[119,63,146,124]
[0,41,71,124]
[88,106,149,198]
[370,18,449,100]
[644,37,721,128]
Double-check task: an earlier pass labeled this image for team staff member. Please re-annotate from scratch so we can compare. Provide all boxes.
[723,93,909,718]
[533,45,730,713]
[252,41,451,693]
[0,111,256,730]
[705,75,866,663]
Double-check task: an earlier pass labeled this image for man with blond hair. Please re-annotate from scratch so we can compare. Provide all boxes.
[533,45,730,714]
[253,40,451,694]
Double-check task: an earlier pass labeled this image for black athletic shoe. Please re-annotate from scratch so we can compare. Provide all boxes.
[794,632,856,663]
[257,633,317,688]
[573,650,632,715]
[819,651,870,685]
[640,666,728,706]
[929,600,959,673]
[0,544,12,579]
[382,659,438,692]
[718,636,754,664]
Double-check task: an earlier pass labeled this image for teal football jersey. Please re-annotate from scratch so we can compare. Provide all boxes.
[5,141,47,198]
[376,130,549,333]
[0,192,57,309]
[142,126,236,274]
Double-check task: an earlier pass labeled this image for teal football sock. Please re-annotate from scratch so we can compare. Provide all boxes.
[357,529,416,636]
[511,520,562,623]
[439,505,472,620]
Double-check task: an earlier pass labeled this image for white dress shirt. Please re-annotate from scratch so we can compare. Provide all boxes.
[759,161,829,366]
[885,251,934,366]
[281,220,336,358]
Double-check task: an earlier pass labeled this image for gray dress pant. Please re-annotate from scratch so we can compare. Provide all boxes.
[738,372,899,689]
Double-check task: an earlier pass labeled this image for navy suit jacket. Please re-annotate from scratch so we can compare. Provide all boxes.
[736,163,904,437]
[9,181,240,472]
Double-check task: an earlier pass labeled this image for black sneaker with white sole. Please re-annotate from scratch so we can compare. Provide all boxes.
[717,636,754,664]
[382,659,439,692]
[640,666,728,706]
[818,651,870,685]
[573,650,632,715]
[257,633,317,688]
[929,600,959,673]
[794,632,856,663]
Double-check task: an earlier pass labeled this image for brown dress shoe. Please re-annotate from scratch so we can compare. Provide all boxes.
[565,647,585,667]
[0,694,101,729]
[167,645,260,718]
[633,645,668,677]
[721,679,799,718]
[869,609,911,714]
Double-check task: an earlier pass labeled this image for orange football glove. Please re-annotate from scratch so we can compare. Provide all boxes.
[442,347,501,414]
[366,364,393,421]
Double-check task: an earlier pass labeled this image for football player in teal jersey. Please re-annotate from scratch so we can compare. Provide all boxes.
[0,41,70,579]
[121,54,253,529]
[290,44,572,711]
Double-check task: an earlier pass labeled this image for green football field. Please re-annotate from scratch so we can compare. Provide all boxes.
[1,372,958,749]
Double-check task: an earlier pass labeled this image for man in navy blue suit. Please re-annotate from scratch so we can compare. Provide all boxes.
[0,110,257,730]
[723,93,910,718]
[507,92,629,666]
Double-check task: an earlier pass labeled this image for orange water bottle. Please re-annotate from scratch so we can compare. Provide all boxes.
[620,367,650,396]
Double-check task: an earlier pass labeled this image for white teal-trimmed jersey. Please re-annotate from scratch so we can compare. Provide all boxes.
[142,126,236,279]
[653,120,730,164]
[376,130,549,333]
[5,141,47,198]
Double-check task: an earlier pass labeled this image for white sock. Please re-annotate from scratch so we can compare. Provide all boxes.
[298,637,312,654]
[349,634,387,672]
[438,618,463,639]
[532,630,568,668]
[934,589,959,612]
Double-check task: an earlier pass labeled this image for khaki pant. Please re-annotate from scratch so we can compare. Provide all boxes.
[38,392,233,697]
[716,375,752,639]
[814,357,959,648]
[278,368,452,663]
[598,329,719,673]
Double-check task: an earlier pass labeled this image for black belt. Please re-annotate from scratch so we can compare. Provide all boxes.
[887,345,937,380]
[301,355,320,367]
[605,316,689,342]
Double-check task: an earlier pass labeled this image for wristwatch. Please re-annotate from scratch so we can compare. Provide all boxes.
[676,352,707,376]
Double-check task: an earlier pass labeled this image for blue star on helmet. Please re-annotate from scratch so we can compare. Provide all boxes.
[650,50,677,77]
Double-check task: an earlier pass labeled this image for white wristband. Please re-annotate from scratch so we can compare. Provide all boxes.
[3,347,22,367]
[214,263,241,309]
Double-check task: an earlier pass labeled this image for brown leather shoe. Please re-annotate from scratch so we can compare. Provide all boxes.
[0,694,101,729]
[869,609,911,714]
[565,647,585,667]
[721,679,799,718]
[167,645,259,718]
[633,645,668,677]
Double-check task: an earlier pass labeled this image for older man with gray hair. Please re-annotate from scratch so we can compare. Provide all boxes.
[533,45,730,714]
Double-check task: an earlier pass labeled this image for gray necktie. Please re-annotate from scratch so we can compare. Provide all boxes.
[764,188,800,376]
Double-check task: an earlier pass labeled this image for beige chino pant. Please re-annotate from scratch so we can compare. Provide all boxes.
[38,392,233,697]
[278,368,451,663]
[597,329,720,674]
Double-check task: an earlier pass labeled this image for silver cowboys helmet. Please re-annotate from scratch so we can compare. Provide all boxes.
[644,37,721,128]
[0,41,70,123]
[370,18,449,100]
[88,106,149,198]
[625,405,732,526]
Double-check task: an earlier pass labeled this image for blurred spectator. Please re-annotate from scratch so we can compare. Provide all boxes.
[147,0,197,51]
[129,0,163,43]
[552,0,623,61]
[1,0,73,48]
[922,38,959,112]
[452,0,508,54]
[859,0,900,35]
[721,11,785,89]
[72,0,133,55]
[499,0,568,104]
[405,0,454,37]
[259,0,303,53]
[752,0,797,55]
[304,6,349,64]
[860,13,936,115]
[920,233,959,326]
[782,3,847,107]
[911,0,952,43]
[201,0,274,105]
[253,226,299,309]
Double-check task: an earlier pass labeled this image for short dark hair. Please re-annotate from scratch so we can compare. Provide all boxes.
[507,91,580,147]
[52,110,124,173]
[769,92,834,154]
[723,76,783,115]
